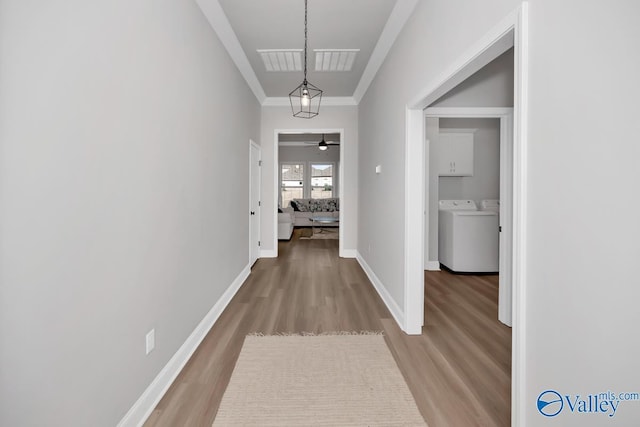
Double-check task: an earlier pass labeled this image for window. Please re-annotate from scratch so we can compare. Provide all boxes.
[281,164,304,208]
[311,163,333,199]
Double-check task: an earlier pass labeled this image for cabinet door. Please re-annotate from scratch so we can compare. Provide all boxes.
[436,132,474,176]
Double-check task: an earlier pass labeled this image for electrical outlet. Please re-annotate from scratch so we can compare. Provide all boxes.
[146,329,155,355]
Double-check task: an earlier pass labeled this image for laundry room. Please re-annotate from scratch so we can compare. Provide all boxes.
[435,117,501,273]
[438,117,500,207]
[423,48,514,275]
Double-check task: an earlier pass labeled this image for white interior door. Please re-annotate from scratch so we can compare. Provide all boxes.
[249,141,261,267]
[498,116,513,326]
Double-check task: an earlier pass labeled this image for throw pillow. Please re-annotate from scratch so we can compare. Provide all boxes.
[293,199,310,212]
[290,201,299,211]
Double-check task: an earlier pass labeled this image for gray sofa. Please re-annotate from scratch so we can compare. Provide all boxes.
[283,198,339,227]
[278,210,294,240]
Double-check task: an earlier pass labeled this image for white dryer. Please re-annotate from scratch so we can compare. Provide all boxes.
[438,200,499,273]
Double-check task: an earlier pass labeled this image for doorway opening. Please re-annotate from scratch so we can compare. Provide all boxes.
[425,108,514,326]
[273,129,345,257]
[403,4,529,424]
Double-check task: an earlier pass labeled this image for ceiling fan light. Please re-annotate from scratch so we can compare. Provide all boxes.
[318,140,328,150]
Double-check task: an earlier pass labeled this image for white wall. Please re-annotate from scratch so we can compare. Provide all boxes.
[360,0,640,425]
[261,106,358,255]
[523,1,640,425]
[432,48,514,108]
[438,118,500,202]
[279,145,341,164]
[0,1,260,426]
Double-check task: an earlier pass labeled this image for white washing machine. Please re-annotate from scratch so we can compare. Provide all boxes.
[438,200,499,273]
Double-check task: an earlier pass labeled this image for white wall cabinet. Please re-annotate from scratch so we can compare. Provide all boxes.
[436,131,474,176]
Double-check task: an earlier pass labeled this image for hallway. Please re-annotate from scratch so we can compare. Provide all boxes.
[145,230,511,426]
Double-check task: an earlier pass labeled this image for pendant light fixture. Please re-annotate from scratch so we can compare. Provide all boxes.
[289,0,322,118]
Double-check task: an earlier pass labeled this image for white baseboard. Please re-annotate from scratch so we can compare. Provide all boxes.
[117,264,251,427]
[425,261,441,271]
[341,249,357,258]
[355,252,404,330]
[260,249,277,258]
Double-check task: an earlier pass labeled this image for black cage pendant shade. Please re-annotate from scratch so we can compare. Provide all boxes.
[289,0,322,118]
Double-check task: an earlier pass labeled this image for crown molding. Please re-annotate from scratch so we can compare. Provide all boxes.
[196,0,417,106]
[262,96,357,107]
[196,0,266,104]
[353,0,419,103]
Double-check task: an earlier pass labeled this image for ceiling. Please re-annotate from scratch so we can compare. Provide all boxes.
[196,0,418,105]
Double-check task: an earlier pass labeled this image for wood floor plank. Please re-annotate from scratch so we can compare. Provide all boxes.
[144,229,511,427]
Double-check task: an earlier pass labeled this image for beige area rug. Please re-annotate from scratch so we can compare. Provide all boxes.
[213,333,427,426]
[298,227,339,239]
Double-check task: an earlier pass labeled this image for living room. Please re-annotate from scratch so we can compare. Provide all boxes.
[278,132,340,241]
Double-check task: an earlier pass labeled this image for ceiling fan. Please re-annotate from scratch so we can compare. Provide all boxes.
[305,134,340,151]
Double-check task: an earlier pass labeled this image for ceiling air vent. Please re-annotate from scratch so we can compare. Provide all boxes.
[314,49,359,71]
[257,49,303,72]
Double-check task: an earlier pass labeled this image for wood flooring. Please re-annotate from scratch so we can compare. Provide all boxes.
[144,229,511,427]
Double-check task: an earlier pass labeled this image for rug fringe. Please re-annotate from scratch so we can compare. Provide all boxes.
[247,331,383,337]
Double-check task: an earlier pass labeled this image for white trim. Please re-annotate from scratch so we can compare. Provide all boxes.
[405,23,518,329]
[512,3,529,426]
[337,133,345,257]
[262,96,357,107]
[408,13,516,110]
[426,107,514,117]
[356,252,404,328]
[403,107,425,335]
[260,249,277,258]
[341,249,357,259]
[273,129,279,256]
[117,264,251,427]
[353,0,420,103]
[499,113,514,327]
[195,0,266,103]
[424,261,440,271]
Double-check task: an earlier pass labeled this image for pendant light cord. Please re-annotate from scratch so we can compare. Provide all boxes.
[303,0,308,82]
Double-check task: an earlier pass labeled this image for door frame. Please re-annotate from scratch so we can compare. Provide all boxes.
[273,128,346,257]
[249,140,261,266]
[425,107,514,326]
[403,3,528,425]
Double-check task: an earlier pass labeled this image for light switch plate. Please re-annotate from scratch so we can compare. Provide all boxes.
[375,165,382,174]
